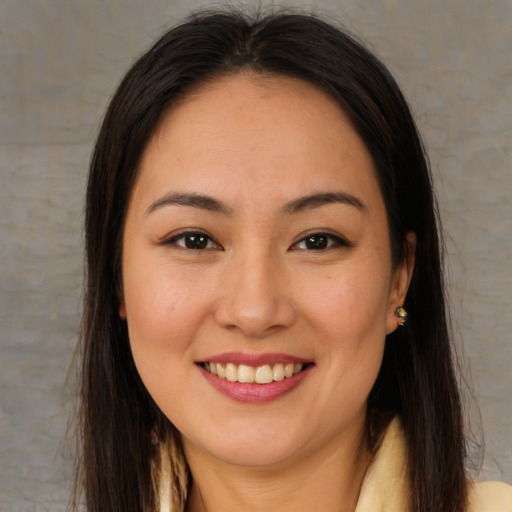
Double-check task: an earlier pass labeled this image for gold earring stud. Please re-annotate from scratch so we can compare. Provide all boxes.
[395,306,407,326]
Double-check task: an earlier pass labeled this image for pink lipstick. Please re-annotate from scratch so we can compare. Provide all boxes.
[197,352,314,403]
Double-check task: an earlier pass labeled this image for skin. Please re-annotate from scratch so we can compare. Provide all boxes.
[120,73,415,512]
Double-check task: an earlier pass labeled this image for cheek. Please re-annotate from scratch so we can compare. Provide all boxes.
[122,263,209,375]
[122,269,213,425]
[301,259,391,340]
[299,255,391,394]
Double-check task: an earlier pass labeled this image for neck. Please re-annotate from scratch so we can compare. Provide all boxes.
[184,420,371,512]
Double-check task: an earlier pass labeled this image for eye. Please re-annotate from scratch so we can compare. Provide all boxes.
[163,231,220,250]
[291,233,350,251]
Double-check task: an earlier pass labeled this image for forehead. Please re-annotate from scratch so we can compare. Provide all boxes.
[151,72,358,152]
[134,72,381,212]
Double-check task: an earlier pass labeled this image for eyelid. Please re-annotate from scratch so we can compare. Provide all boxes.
[157,229,222,250]
[289,230,354,251]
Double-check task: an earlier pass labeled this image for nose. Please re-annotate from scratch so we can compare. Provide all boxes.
[214,249,296,338]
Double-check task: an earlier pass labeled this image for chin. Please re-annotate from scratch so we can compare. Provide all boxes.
[182,421,308,468]
[208,440,301,468]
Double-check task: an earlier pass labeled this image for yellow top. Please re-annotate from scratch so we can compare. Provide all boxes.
[355,419,512,512]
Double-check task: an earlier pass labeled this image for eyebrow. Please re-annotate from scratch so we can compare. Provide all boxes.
[145,192,234,216]
[145,190,366,216]
[281,192,366,214]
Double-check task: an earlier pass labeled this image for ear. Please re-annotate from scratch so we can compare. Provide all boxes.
[386,232,416,334]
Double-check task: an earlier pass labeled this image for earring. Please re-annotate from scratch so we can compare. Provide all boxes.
[395,306,407,326]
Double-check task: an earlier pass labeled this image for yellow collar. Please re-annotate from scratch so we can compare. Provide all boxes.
[355,418,409,512]
[354,418,512,512]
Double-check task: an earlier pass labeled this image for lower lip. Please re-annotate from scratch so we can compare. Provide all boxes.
[198,365,313,403]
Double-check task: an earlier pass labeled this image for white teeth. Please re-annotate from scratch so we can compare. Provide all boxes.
[237,364,255,383]
[204,361,307,384]
[273,363,285,381]
[284,363,294,378]
[225,363,237,382]
[255,364,273,384]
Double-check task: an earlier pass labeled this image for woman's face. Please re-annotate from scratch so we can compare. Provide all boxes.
[120,73,413,468]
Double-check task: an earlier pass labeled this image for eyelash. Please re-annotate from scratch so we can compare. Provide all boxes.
[290,232,352,251]
[159,230,352,252]
[160,230,221,250]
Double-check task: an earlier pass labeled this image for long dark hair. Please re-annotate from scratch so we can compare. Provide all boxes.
[75,8,467,512]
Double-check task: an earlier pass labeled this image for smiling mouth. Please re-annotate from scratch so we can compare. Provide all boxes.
[200,362,311,384]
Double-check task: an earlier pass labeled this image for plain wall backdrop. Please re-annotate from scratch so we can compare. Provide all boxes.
[1,0,510,510]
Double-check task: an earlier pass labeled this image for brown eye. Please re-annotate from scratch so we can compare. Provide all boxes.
[182,234,209,249]
[303,234,329,250]
[293,233,347,251]
[165,231,219,250]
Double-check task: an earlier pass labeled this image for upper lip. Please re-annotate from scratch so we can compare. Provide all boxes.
[197,352,312,366]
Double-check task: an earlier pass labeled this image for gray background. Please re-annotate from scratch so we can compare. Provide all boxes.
[1,0,510,510]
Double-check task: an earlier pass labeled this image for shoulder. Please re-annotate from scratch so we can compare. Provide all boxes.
[468,480,512,512]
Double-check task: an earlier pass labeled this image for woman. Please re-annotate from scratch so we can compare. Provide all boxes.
[74,9,511,512]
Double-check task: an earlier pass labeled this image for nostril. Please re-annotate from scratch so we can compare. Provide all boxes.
[214,294,297,338]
